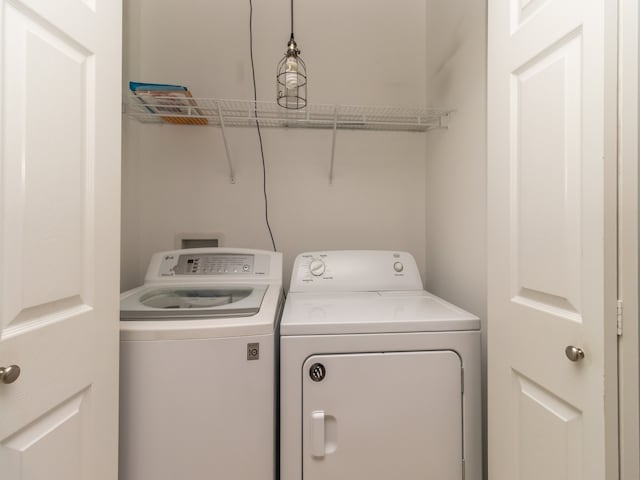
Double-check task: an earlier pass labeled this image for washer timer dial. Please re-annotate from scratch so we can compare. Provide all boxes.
[309,259,326,277]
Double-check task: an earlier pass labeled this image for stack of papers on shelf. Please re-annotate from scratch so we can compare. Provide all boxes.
[129,82,208,125]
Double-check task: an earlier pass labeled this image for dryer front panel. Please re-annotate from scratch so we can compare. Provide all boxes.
[302,350,463,480]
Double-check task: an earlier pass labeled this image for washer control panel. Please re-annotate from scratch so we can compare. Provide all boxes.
[172,253,254,275]
[155,253,267,276]
[145,248,280,281]
[290,250,423,292]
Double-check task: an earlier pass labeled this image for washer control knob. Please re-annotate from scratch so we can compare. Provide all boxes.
[393,261,404,273]
[309,259,326,277]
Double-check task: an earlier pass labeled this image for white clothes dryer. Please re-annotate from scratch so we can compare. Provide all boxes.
[280,251,482,480]
[119,248,282,480]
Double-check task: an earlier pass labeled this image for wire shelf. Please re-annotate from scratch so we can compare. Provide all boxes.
[124,94,453,184]
[125,94,452,132]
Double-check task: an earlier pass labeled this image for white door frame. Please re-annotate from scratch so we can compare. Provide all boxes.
[618,0,639,477]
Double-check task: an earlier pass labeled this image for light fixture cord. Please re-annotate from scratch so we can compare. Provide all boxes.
[249,0,277,252]
[291,0,294,37]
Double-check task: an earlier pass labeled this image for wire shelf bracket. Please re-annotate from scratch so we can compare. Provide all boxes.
[329,106,339,185]
[215,100,236,184]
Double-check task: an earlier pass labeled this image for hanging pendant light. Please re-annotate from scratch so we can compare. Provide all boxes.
[277,0,307,109]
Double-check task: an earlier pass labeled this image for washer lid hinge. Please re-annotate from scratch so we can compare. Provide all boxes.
[617,300,623,336]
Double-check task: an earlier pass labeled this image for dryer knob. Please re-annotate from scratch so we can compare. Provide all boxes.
[309,259,326,277]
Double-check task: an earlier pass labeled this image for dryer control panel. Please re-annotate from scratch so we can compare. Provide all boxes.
[290,250,423,293]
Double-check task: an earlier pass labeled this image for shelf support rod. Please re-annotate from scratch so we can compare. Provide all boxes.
[329,105,338,185]
[216,101,236,184]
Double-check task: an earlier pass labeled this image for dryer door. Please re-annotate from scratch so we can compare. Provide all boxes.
[302,351,463,480]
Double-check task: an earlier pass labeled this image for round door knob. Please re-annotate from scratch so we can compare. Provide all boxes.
[0,365,21,384]
[565,346,585,362]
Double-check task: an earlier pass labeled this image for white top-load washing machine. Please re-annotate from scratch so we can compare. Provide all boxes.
[280,251,482,480]
[119,248,282,480]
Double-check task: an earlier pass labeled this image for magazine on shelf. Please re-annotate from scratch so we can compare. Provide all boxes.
[129,82,208,125]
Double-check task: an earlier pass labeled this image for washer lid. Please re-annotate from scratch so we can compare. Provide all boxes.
[120,284,268,320]
[280,290,480,335]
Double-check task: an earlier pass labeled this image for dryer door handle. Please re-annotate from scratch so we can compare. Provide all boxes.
[311,410,325,458]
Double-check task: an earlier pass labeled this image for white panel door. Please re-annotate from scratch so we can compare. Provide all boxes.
[0,0,122,479]
[487,0,618,479]
[302,351,463,480]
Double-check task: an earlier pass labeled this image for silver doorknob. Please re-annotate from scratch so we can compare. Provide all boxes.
[565,346,585,362]
[0,365,21,384]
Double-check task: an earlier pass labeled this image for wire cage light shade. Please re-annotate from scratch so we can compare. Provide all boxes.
[277,38,307,109]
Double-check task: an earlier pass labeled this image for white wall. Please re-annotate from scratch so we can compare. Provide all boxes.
[424,0,486,319]
[424,0,487,476]
[121,0,429,290]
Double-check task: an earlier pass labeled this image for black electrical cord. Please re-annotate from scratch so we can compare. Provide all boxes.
[249,0,277,252]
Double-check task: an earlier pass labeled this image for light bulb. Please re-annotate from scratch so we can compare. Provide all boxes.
[285,57,298,90]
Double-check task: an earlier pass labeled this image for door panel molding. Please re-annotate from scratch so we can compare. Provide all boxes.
[514,372,583,480]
